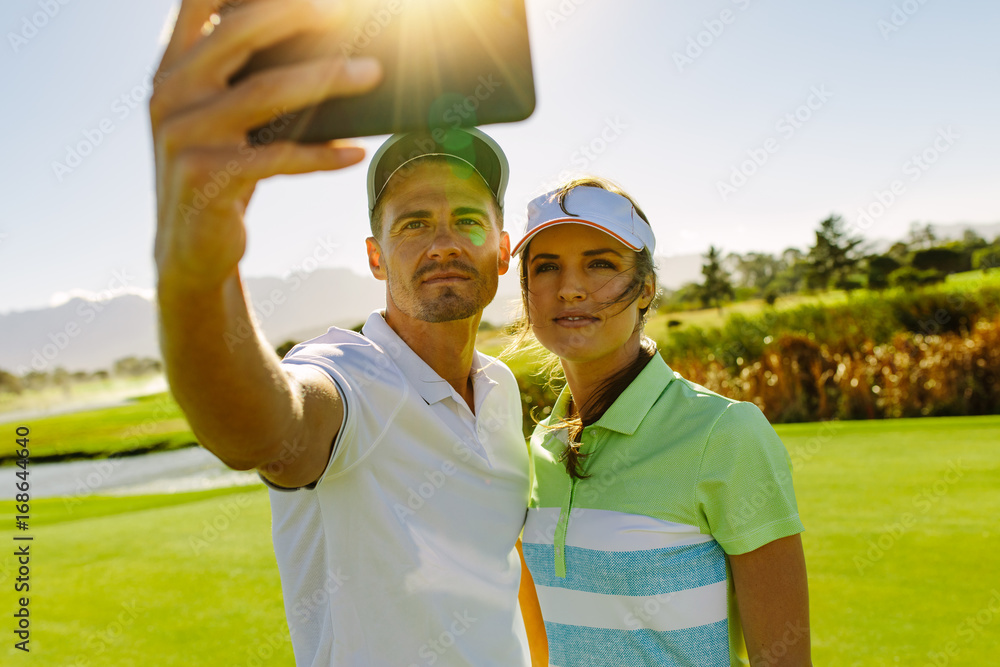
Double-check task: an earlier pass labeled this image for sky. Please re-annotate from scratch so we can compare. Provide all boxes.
[1,0,998,314]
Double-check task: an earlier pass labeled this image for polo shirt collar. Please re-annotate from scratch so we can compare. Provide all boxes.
[549,352,673,436]
[360,311,495,407]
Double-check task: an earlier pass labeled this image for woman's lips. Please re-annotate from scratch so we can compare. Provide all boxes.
[554,314,599,328]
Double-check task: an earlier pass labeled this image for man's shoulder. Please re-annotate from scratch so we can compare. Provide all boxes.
[283,325,379,360]
[281,325,406,388]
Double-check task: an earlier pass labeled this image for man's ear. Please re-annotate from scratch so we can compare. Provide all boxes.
[498,231,511,276]
[366,237,386,280]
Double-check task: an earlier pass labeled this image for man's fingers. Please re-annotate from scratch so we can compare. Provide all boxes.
[152,0,351,124]
[166,56,382,145]
[161,141,366,219]
[180,0,345,86]
[239,141,368,180]
[157,0,227,74]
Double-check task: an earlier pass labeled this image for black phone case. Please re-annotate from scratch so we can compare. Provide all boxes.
[230,0,536,143]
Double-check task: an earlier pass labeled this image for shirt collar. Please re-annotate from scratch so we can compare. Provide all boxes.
[548,352,674,436]
[360,311,496,407]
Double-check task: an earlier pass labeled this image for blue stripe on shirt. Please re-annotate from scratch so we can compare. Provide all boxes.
[522,540,727,596]
[546,619,730,667]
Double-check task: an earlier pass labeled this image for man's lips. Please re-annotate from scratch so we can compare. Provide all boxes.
[422,272,471,285]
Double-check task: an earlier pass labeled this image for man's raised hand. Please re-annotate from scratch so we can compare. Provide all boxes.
[150,0,382,291]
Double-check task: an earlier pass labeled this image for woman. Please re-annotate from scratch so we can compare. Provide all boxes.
[511,178,811,666]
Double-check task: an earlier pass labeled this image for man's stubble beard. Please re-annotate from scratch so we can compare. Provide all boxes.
[385,262,498,323]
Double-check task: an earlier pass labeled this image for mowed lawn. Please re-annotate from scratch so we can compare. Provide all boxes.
[1,415,998,665]
[0,392,195,460]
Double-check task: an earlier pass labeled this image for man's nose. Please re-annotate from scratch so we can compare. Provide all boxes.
[427,225,462,260]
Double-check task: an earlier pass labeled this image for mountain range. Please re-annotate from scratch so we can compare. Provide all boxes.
[3,219,996,374]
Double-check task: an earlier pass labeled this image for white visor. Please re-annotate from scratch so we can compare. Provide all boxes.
[512,186,655,256]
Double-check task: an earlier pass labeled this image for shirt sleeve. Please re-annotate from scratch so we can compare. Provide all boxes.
[695,400,804,555]
[279,352,359,486]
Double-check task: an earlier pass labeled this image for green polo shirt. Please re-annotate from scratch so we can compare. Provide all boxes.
[521,352,804,667]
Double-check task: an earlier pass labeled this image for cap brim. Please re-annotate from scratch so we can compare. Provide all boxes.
[512,218,645,256]
[367,128,508,214]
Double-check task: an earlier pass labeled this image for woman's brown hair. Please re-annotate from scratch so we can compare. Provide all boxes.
[504,176,658,479]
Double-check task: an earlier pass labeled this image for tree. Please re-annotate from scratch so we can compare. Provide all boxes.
[731,252,783,293]
[771,247,808,295]
[275,340,298,358]
[699,245,735,312]
[866,255,901,291]
[806,214,863,290]
[908,222,936,250]
[973,246,1000,272]
[962,229,986,249]
[0,369,23,395]
[912,247,964,275]
[887,241,910,262]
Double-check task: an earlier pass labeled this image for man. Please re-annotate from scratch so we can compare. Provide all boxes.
[150,1,543,664]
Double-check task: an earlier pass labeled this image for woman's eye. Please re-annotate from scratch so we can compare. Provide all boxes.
[590,260,616,269]
[533,263,558,274]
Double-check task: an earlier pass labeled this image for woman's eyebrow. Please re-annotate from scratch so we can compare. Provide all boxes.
[530,252,559,263]
[582,248,623,257]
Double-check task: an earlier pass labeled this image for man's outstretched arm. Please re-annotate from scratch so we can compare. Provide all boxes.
[151,0,381,486]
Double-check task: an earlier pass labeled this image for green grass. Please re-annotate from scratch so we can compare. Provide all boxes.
[0,392,195,461]
[0,486,291,666]
[0,416,997,664]
[775,415,1000,665]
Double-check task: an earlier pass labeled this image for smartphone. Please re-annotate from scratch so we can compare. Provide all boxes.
[229,0,536,143]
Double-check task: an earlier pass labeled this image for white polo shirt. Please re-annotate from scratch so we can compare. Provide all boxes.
[266,311,531,666]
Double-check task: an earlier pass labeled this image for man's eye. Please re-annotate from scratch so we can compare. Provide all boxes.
[404,220,426,229]
[457,217,482,226]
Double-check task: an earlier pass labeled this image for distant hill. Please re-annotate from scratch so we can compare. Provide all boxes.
[0,244,806,375]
